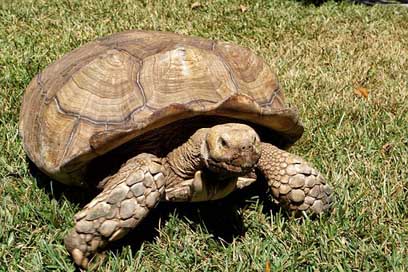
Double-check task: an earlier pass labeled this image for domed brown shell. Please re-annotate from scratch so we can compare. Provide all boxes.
[19,30,303,186]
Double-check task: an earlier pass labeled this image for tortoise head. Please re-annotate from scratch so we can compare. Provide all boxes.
[201,123,261,176]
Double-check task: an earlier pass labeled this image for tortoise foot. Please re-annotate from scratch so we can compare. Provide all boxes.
[258,143,333,215]
[65,153,166,268]
[64,228,104,268]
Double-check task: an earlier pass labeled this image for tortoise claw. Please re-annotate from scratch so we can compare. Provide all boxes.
[72,248,88,268]
[65,229,93,269]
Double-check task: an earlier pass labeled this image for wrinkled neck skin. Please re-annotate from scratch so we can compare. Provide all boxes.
[164,127,258,201]
[166,128,208,181]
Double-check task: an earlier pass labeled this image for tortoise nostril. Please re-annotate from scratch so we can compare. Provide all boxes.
[241,144,252,151]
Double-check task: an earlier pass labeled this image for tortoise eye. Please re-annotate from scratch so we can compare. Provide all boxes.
[219,137,229,148]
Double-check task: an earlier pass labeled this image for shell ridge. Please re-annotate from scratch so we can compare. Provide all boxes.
[37,72,48,167]
[135,59,148,108]
[63,47,155,122]
[54,49,148,125]
[37,72,47,97]
[47,44,111,100]
[260,85,282,106]
[112,47,143,62]
[54,95,148,125]
[71,75,103,99]
[60,118,80,166]
[212,43,239,94]
[210,40,216,51]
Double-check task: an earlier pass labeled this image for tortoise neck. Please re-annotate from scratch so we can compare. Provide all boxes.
[166,128,208,179]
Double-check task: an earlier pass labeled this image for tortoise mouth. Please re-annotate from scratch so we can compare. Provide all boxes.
[206,157,255,176]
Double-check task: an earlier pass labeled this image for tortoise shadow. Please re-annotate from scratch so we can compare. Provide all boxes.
[28,159,96,206]
[29,158,286,267]
[28,157,250,246]
[109,175,281,256]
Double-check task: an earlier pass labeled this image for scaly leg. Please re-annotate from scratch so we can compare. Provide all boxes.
[257,143,333,215]
[64,153,166,268]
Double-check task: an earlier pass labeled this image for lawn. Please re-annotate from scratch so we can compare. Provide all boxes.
[1,0,407,271]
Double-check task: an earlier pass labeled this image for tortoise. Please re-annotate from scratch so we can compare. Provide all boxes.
[19,30,333,268]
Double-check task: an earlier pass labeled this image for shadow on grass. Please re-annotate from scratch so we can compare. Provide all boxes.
[110,174,280,256]
[29,158,285,265]
[28,158,96,206]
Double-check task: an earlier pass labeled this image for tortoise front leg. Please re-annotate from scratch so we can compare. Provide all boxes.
[257,142,333,215]
[64,154,166,268]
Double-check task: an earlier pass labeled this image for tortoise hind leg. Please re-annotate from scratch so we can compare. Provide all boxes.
[257,142,333,215]
[64,154,166,268]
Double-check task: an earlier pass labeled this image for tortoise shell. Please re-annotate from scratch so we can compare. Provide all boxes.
[19,30,303,186]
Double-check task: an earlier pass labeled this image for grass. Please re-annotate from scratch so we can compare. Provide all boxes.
[1,0,407,271]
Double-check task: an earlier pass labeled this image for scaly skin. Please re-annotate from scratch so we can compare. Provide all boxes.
[257,143,333,214]
[64,153,166,268]
[64,124,332,268]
